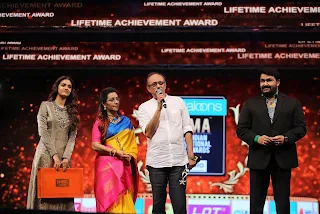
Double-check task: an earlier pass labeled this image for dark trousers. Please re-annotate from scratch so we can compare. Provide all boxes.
[147,165,187,214]
[250,154,292,214]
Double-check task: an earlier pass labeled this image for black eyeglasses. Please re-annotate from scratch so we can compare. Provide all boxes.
[148,81,165,88]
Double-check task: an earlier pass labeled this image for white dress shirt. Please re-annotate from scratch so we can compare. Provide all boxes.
[138,95,193,168]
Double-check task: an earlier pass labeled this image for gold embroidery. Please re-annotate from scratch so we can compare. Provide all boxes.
[115,137,123,151]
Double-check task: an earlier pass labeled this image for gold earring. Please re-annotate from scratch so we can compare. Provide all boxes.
[104,106,106,110]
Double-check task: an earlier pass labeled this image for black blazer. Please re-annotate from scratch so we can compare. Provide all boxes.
[236,93,306,170]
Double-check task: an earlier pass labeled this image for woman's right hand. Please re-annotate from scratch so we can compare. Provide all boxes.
[116,150,131,162]
[53,154,61,171]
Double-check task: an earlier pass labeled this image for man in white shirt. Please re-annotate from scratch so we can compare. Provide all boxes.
[138,72,197,214]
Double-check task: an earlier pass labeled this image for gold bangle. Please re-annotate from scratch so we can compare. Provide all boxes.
[110,149,115,156]
[112,149,117,157]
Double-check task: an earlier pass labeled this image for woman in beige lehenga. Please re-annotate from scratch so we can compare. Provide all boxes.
[27,76,79,211]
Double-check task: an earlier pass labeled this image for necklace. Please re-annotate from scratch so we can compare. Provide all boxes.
[108,115,121,124]
[52,101,68,129]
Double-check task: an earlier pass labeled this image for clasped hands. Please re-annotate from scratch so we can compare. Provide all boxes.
[53,154,69,172]
[111,149,132,162]
[258,135,285,146]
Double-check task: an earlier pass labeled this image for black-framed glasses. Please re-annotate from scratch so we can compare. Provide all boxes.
[148,81,165,88]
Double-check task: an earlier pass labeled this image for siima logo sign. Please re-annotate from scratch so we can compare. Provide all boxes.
[182,97,227,116]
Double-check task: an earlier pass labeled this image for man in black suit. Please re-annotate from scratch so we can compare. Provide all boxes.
[236,68,306,214]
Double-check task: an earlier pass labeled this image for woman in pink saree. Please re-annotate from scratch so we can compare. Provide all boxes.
[91,87,138,213]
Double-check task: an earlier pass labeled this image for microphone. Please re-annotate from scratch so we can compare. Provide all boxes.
[156,88,167,108]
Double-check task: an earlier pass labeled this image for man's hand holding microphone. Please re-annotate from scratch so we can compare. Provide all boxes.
[156,88,166,110]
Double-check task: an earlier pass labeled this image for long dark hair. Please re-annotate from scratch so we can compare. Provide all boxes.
[97,87,117,142]
[48,76,79,132]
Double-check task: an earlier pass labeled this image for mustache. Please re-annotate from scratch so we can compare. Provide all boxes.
[262,86,271,89]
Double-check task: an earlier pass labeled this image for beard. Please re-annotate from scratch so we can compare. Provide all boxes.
[261,86,277,98]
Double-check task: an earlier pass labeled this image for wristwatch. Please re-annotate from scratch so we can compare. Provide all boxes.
[284,136,289,143]
[188,156,197,161]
